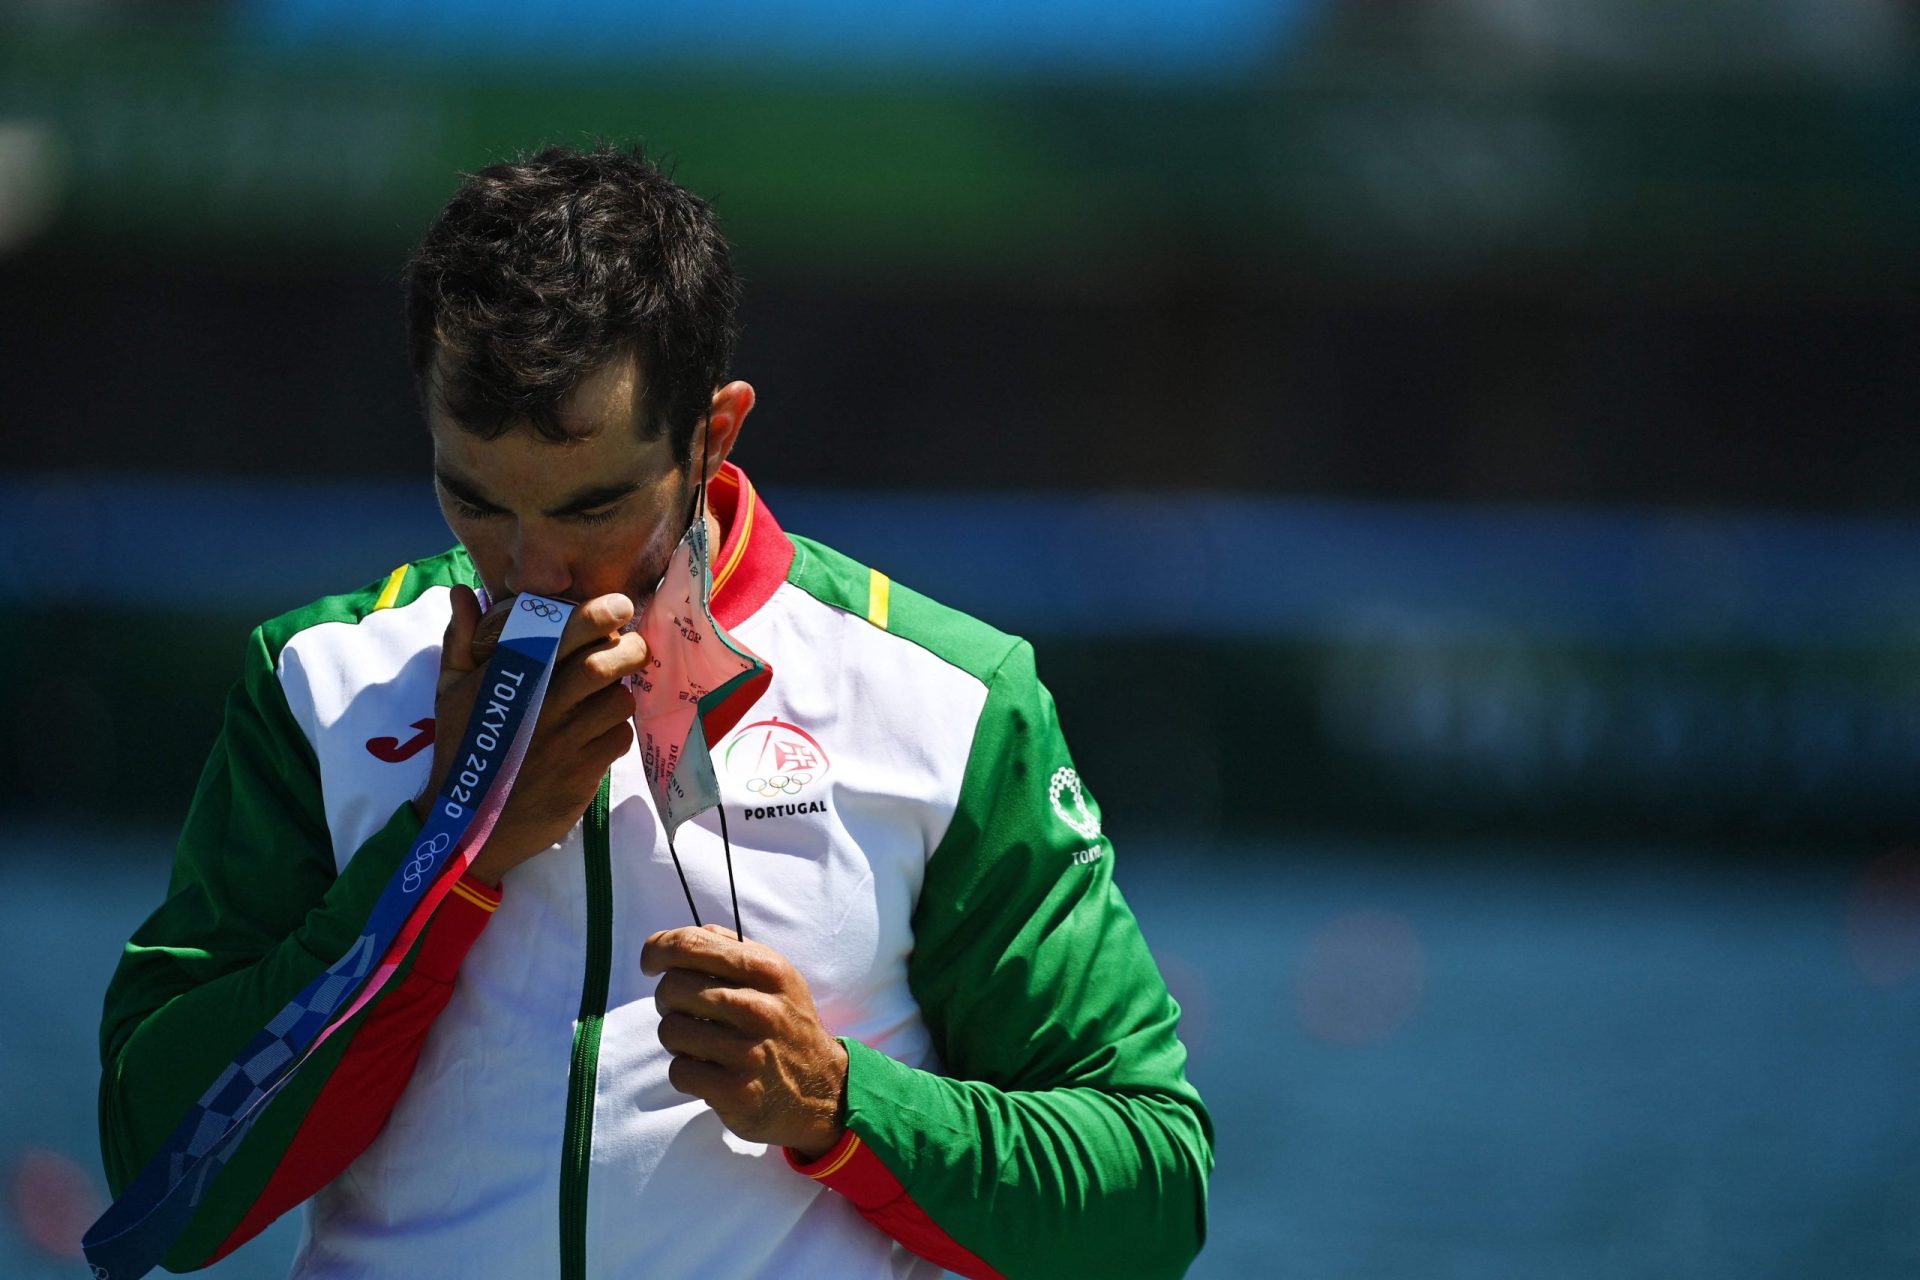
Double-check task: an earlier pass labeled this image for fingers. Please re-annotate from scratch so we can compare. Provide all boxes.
[543,615,650,721]
[465,591,637,672]
[557,592,635,661]
[658,1010,765,1067]
[442,585,484,680]
[461,591,646,748]
[579,716,635,772]
[654,968,781,1031]
[584,628,651,680]
[554,681,640,753]
[470,594,514,666]
[462,591,638,869]
[665,1053,747,1110]
[641,927,786,990]
[647,933,848,1151]
[520,699,632,801]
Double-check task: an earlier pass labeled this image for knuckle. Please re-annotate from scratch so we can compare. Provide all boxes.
[740,954,785,989]
[582,639,635,682]
[672,974,718,1005]
[644,929,686,964]
[710,990,752,1020]
[718,989,777,1033]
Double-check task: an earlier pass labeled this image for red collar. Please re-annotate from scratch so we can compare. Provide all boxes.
[706,462,793,630]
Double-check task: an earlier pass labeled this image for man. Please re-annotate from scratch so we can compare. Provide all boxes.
[98,144,1212,1279]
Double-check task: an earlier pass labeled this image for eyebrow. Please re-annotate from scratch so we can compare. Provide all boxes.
[435,468,646,518]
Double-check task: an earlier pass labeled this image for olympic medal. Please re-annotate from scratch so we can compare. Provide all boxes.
[471,595,516,665]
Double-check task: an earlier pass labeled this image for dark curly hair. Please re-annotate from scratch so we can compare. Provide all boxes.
[406,144,741,463]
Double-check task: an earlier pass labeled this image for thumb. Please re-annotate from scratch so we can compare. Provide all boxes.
[442,584,484,683]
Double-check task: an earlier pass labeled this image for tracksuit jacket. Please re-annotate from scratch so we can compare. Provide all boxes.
[99,464,1213,1278]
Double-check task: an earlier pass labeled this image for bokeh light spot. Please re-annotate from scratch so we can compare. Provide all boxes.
[7,1146,101,1259]
[1295,908,1427,1046]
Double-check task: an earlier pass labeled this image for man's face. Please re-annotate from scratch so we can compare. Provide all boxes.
[428,355,694,606]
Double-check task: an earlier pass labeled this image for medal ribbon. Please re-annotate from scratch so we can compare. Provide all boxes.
[83,593,575,1280]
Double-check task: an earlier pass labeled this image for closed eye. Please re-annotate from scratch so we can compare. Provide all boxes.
[567,502,625,527]
[448,497,503,521]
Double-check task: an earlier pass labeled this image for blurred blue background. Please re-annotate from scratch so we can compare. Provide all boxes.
[2,0,1918,1275]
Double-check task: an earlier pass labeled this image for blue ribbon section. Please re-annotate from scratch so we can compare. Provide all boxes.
[83,598,572,1280]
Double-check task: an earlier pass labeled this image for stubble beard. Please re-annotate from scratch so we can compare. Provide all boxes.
[624,463,705,614]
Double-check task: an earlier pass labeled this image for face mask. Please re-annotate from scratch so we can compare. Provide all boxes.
[629,496,772,928]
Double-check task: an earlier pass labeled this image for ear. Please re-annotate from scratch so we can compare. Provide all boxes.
[700,381,755,477]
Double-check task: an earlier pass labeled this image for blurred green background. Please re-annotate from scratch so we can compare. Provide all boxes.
[3,1,1918,1276]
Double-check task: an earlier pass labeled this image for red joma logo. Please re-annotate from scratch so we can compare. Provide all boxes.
[367,718,435,762]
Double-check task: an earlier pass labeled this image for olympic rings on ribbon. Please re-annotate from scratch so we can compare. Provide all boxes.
[402,829,452,893]
[519,598,563,620]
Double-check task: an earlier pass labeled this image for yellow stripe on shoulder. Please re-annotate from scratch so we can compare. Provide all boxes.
[866,569,891,630]
[372,564,410,612]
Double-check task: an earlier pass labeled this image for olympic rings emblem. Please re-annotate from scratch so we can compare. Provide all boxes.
[401,831,453,893]
[1048,767,1103,841]
[519,597,563,620]
[746,775,804,797]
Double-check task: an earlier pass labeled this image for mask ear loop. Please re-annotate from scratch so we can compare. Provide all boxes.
[716,752,743,940]
[659,406,746,941]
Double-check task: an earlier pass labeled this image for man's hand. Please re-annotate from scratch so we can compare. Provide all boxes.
[414,586,650,884]
[641,925,850,1159]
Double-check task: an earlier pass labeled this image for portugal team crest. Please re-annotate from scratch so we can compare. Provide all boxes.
[723,719,831,798]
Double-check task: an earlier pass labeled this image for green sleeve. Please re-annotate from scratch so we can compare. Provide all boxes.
[97,622,424,1269]
[843,640,1214,1280]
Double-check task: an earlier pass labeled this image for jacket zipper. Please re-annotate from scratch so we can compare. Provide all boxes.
[560,773,614,1280]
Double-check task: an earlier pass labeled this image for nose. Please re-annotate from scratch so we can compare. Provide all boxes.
[506,527,573,599]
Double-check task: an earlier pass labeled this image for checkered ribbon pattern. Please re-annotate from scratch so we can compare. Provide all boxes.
[83,595,575,1280]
